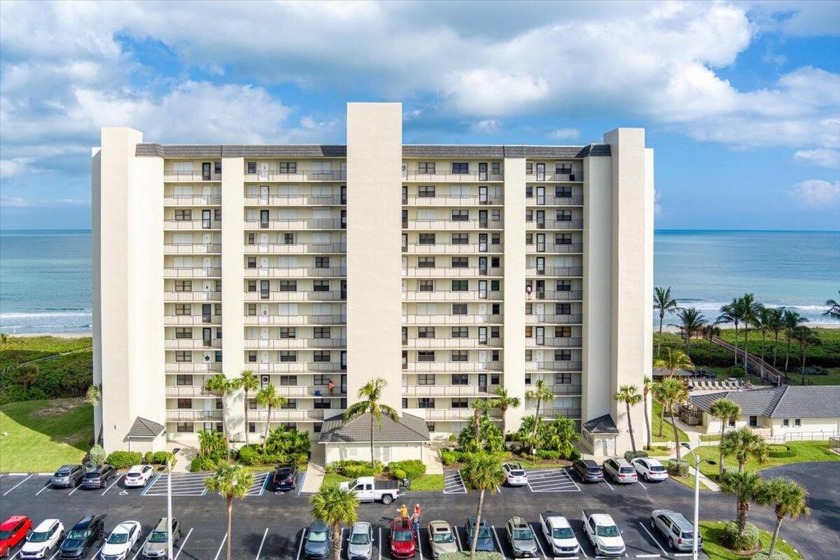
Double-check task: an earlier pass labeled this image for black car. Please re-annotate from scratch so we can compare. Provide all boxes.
[59,515,104,559]
[51,464,85,488]
[573,459,604,482]
[272,465,298,491]
[81,465,116,489]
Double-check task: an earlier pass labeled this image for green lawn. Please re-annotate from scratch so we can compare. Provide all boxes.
[699,521,802,560]
[0,336,92,369]
[652,399,689,443]
[684,440,840,480]
[0,398,92,472]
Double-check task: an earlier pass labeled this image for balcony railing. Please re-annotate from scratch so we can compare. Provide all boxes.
[253,362,345,374]
[164,220,222,230]
[244,193,345,205]
[403,314,503,325]
[244,337,346,349]
[528,219,583,230]
[404,338,504,349]
[242,314,346,326]
[244,170,347,182]
[164,267,222,278]
[536,407,583,419]
[404,362,503,372]
[405,219,504,231]
[164,291,221,302]
[166,410,223,421]
[165,338,222,350]
[524,361,582,372]
[524,337,581,349]
[526,172,583,182]
[526,314,583,325]
[244,290,344,302]
[525,266,583,277]
[243,267,346,278]
[244,219,343,230]
[251,409,327,421]
[165,386,211,397]
[402,267,503,278]
[403,172,504,182]
[402,385,495,397]
[164,172,221,182]
[405,243,503,255]
[165,363,223,373]
[530,290,583,301]
[164,194,221,206]
[530,243,583,255]
[164,243,221,254]
[405,195,503,206]
[420,409,502,421]
[245,243,346,255]
[403,291,503,302]
[164,315,222,326]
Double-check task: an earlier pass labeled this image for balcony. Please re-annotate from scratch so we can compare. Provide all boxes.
[244,219,343,230]
[526,314,583,325]
[404,338,503,349]
[243,267,346,278]
[242,314,346,326]
[547,385,583,396]
[525,266,583,277]
[164,220,222,230]
[526,172,583,182]
[402,385,495,397]
[244,193,344,205]
[251,409,327,422]
[405,195,503,206]
[403,172,504,183]
[164,291,221,302]
[244,337,346,349]
[527,219,583,230]
[405,243,503,255]
[164,267,221,278]
[164,172,221,182]
[166,410,223,421]
[245,243,346,255]
[404,362,503,373]
[532,243,583,255]
[420,409,503,421]
[403,291,502,302]
[165,386,210,397]
[244,290,344,302]
[524,337,581,349]
[165,338,222,350]
[403,314,503,325]
[405,219,503,231]
[164,315,222,326]
[164,194,221,206]
[165,363,223,373]
[402,267,503,278]
[252,362,345,374]
[532,407,583,419]
[529,290,583,301]
[244,170,346,182]
[164,243,221,254]
[272,386,347,398]
[525,361,582,372]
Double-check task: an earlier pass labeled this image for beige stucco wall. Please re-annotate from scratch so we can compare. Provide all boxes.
[346,103,404,410]
[325,442,424,465]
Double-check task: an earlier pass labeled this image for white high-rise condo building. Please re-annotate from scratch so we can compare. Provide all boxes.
[92,102,653,457]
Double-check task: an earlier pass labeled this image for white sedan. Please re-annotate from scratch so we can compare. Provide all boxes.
[631,458,669,482]
[123,464,154,488]
[502,462,528,486]
[100,521,142,560]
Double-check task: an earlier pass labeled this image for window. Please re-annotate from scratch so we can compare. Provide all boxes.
[176,375,192,386]
[174,280,191,292]
[175,351,191,363]
[176,400,191,411]
[451,327,469,338]
[451,280,468,292]
[314,327,331,339]
[536,233,545,253]
[556,186,572,198]
[491,350,500,361]
[260,280,270,300]
[279,376,297,386]
[451,162,469,174]
[451,398,468,409]
[452,304,467,315]
[283,233,295,245]
[556,280,572,292]
[557,210,573,221]
[526,233,533,245]
[176,423,193,433]
[491,209,501,222]
[278,162,297,174]
[259,209,269,227]
[418,327,435,339]
[783,419,790,427]
[556,163,572,175]
[419,233,436,245]
[418,185,435,197]
[491,327,500,338]
[418,398,435,409]
[525,186,533,198]
[175,304,190,316]
[418,162,436,174]
[247,352,257,363]
[313,280,329,292]
[418,257,435,268]
[451,257,469,268]
[313,375,331,386]
[555,350,572,361]
[556,326,572,338]
[247,281,257,292]
[313,351,331,362]
[418,280,434,292]
[556,234,572,245]
[491,257,500,268]
[279,280,297,292]
[491,233,501,245]
[247,257,256,269]
[491,162,501,175]
[247,161,257,174]
[279,351,297,362]
[525,350,533,361]
[557,303,572,315]
[174,328,192,339]
[794,418,801,427]
[175,209,192,221]
[451,351,468,362]
[451,374,469,385]
[214,161,222,175]
[526,162,534,175]
[248,422,256,433]
[247,233,255,245]
[451,209,469,222]
[418,351,435,362]
[279,327,296,339]
[525,373,532,385]
[315,256,330,269]
[556,372,573,385]
[490,280,500,291]
[214,208,222,222]
[451,233,469,245]
[417,374,435,385]
[313,399,331,410]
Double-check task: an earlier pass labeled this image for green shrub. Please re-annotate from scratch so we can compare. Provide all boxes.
[767,445,797,459]
[190,455,217,472]
[144,451,153,464]
[237,445,261,466]
[624,450,648,461]
[388,460,425,479]
[535,449,560,460]
[667,460,689,477]
[725,366,745,378]
[106,451,142,469]
[440,450,458,465]
[151,451,174,465]
[392,468,406,481]
[721,521,760,552]
[700,434,721,442]
[89,444,106,466]
[752,551,791,560]
[567,448,582,461]
[327,460,383,478]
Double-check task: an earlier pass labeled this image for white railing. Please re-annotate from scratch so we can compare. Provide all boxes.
[402,385,495,397]
[403,172,504,182]
[244,171,347,182]
[404,338,504,349]
[244,194,344,205]
[242,314,346,326]
[164,243,221,254]
[529,290,583,301]
[405,195,503,206]
[526,172,583,182]
[164,291,221,302]
[245,243,346,254]
[164,339,222,350]
[164,172,222,182]
[166,410,223,421]
[165,363,223,373]
[163,220,222,230]
[405,362,503,372]
[244,218,343,230]
[405,243,503,254]
[405,219,504,230]
[525,314,583,325]
[164,195,221,205]
[403,291,502,302]
[525,267,583,277]
[243,267,346,278]
[403,314,503,325]
[766,430,838,444]
[403,267,503,278]
[164,267,221,278]
[244,337,346,349]
[251,409,327,421]
[528,220,584,230]
[164,315,222,326]
[253,363,344,373]
[243,291,343,302]
[421,409,503,421]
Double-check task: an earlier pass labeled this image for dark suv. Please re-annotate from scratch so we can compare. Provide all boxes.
[573,459,604,482]
[51,465,85,488]
[81,465,116,489]
[272,465,298,491]
[59,515,104,559]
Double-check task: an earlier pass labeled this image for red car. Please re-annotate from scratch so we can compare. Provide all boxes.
[390,517,416,558]
[0,515,32,558]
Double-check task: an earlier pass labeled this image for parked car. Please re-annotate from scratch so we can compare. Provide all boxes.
[59,515,104,559]
[539,512,580,556]
[347,522,373,560]
[50,465,85,489]
[19,518,64,559]
[303,521,332,559]
[465,516,495,553]
[389,517,416,559]
[81,465,117,489]
[581,510,625,557]
[339,476,401,504]
[427,520,457,560]
[142,517,180,559]
[100,521,141,560]
[572,459,604,483]
[0,516,32,558]
[501,462,528,487]
[632,458,669,482]
[124,465,154,488]
[650,510,702,552]
[602,458,638,484]
[272,465,298,492]
[505,517,538,558]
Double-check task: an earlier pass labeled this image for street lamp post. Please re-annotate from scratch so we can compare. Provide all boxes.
[693,453,700,560]
[167,448,180,560]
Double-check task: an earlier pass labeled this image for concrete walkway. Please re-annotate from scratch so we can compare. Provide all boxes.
[301,442,326,493]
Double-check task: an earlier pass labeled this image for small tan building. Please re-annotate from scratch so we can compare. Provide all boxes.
[318,412,429,465]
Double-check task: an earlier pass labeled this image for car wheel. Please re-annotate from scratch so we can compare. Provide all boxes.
[83,547,88,557]
[668,537,675,549]
[650,518,655,530]
[382,494,393,505]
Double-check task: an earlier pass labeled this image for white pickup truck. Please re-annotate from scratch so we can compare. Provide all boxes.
[339,476,402,504]
[581,510,625,557]
[539,512,580,556]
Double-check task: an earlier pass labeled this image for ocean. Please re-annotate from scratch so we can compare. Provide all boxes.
[0,229,838,334]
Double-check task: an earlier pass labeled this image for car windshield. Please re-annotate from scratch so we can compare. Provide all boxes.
[587,467,601,472]
[509,470,525,476]
[56,469,70,476]
[681,531,695,539]
[308,530,327,543]
[649,465,666,472]
[513,529,533,540]
[619,467,634,473]
[350,533,369,545]
[67,530,89,540]
[148,531,169,543]
[433,532,454,544]
[596,525,620,538]
[0,530,13,540]
[28,531,51,543]
[83,472,99,479]
[107,533,128,545]
[552,528,574,539]
[393,529,412,542]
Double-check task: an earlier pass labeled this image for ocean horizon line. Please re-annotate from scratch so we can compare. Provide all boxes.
[2,227,838,234]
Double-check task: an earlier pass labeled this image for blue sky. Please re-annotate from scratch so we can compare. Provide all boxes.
[1,0,838,230]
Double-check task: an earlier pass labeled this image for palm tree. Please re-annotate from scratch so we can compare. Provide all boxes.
[461,453,506,559]
[343,378,400,467]
[738,293,761,374]
[709,399,742,477]
[768,307,785,368]
[673,307,706,351]
[205,464,254,560]
[654,286,679,355]
[205,373,236,460]
[613,385,642,455]
[198,429,225,458]
[237,370,260,445]
[658,376,689,460]
[489,386,520,436]
[824,292,840,319]
[701,324,721,341]
[720,427,768,473]
[85,384,101,406]
[717,298,745,366]
[790,326,819,385]
[720,470,764,536]
[642,376,653,450]
[470,399,489,450]
[757,478,810,557]
[13,364,39,392]
[311,484,360,560]
[782,309,807,373]
[755,306,774,380]
[256,383,287,451]
[653,347,694,378]
[525,379,555,453]
[652,381,668,438]
[542,417,579,458]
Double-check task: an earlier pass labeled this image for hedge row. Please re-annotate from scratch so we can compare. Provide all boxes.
[104,450,174,469]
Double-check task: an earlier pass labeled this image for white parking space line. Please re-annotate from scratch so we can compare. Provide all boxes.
[637,480,647,491]
[296,472,307,496]
[9,548,22,559]
[36,482,51,496]
[173,527,193,560]
[297,529,307,560]
[530,522,548,560]
[526,468,580,493]
[144,472,209,497]
[378,528,382,560]
[48,551,60,560]
[255,527,269,559]
[102,475,123,496]
[246,472,270,497]
[141,474,160,496]
[130,530,154,560]
[213,533,228,560]
[490,526,504,558]
[637,522,667,556]
[2,474,33,496]
[417,527,424,560]
[454,526,463,551]
[443,470,468,494]
[603,480,615,491]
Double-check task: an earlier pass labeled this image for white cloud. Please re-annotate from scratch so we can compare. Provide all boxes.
[794,149,840,169]
[549,128,581,141]
[790,179,840,208]
[747,1,840,37]
[469,120,500,135]
[0,196,30,207]
[0,158,35,179]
